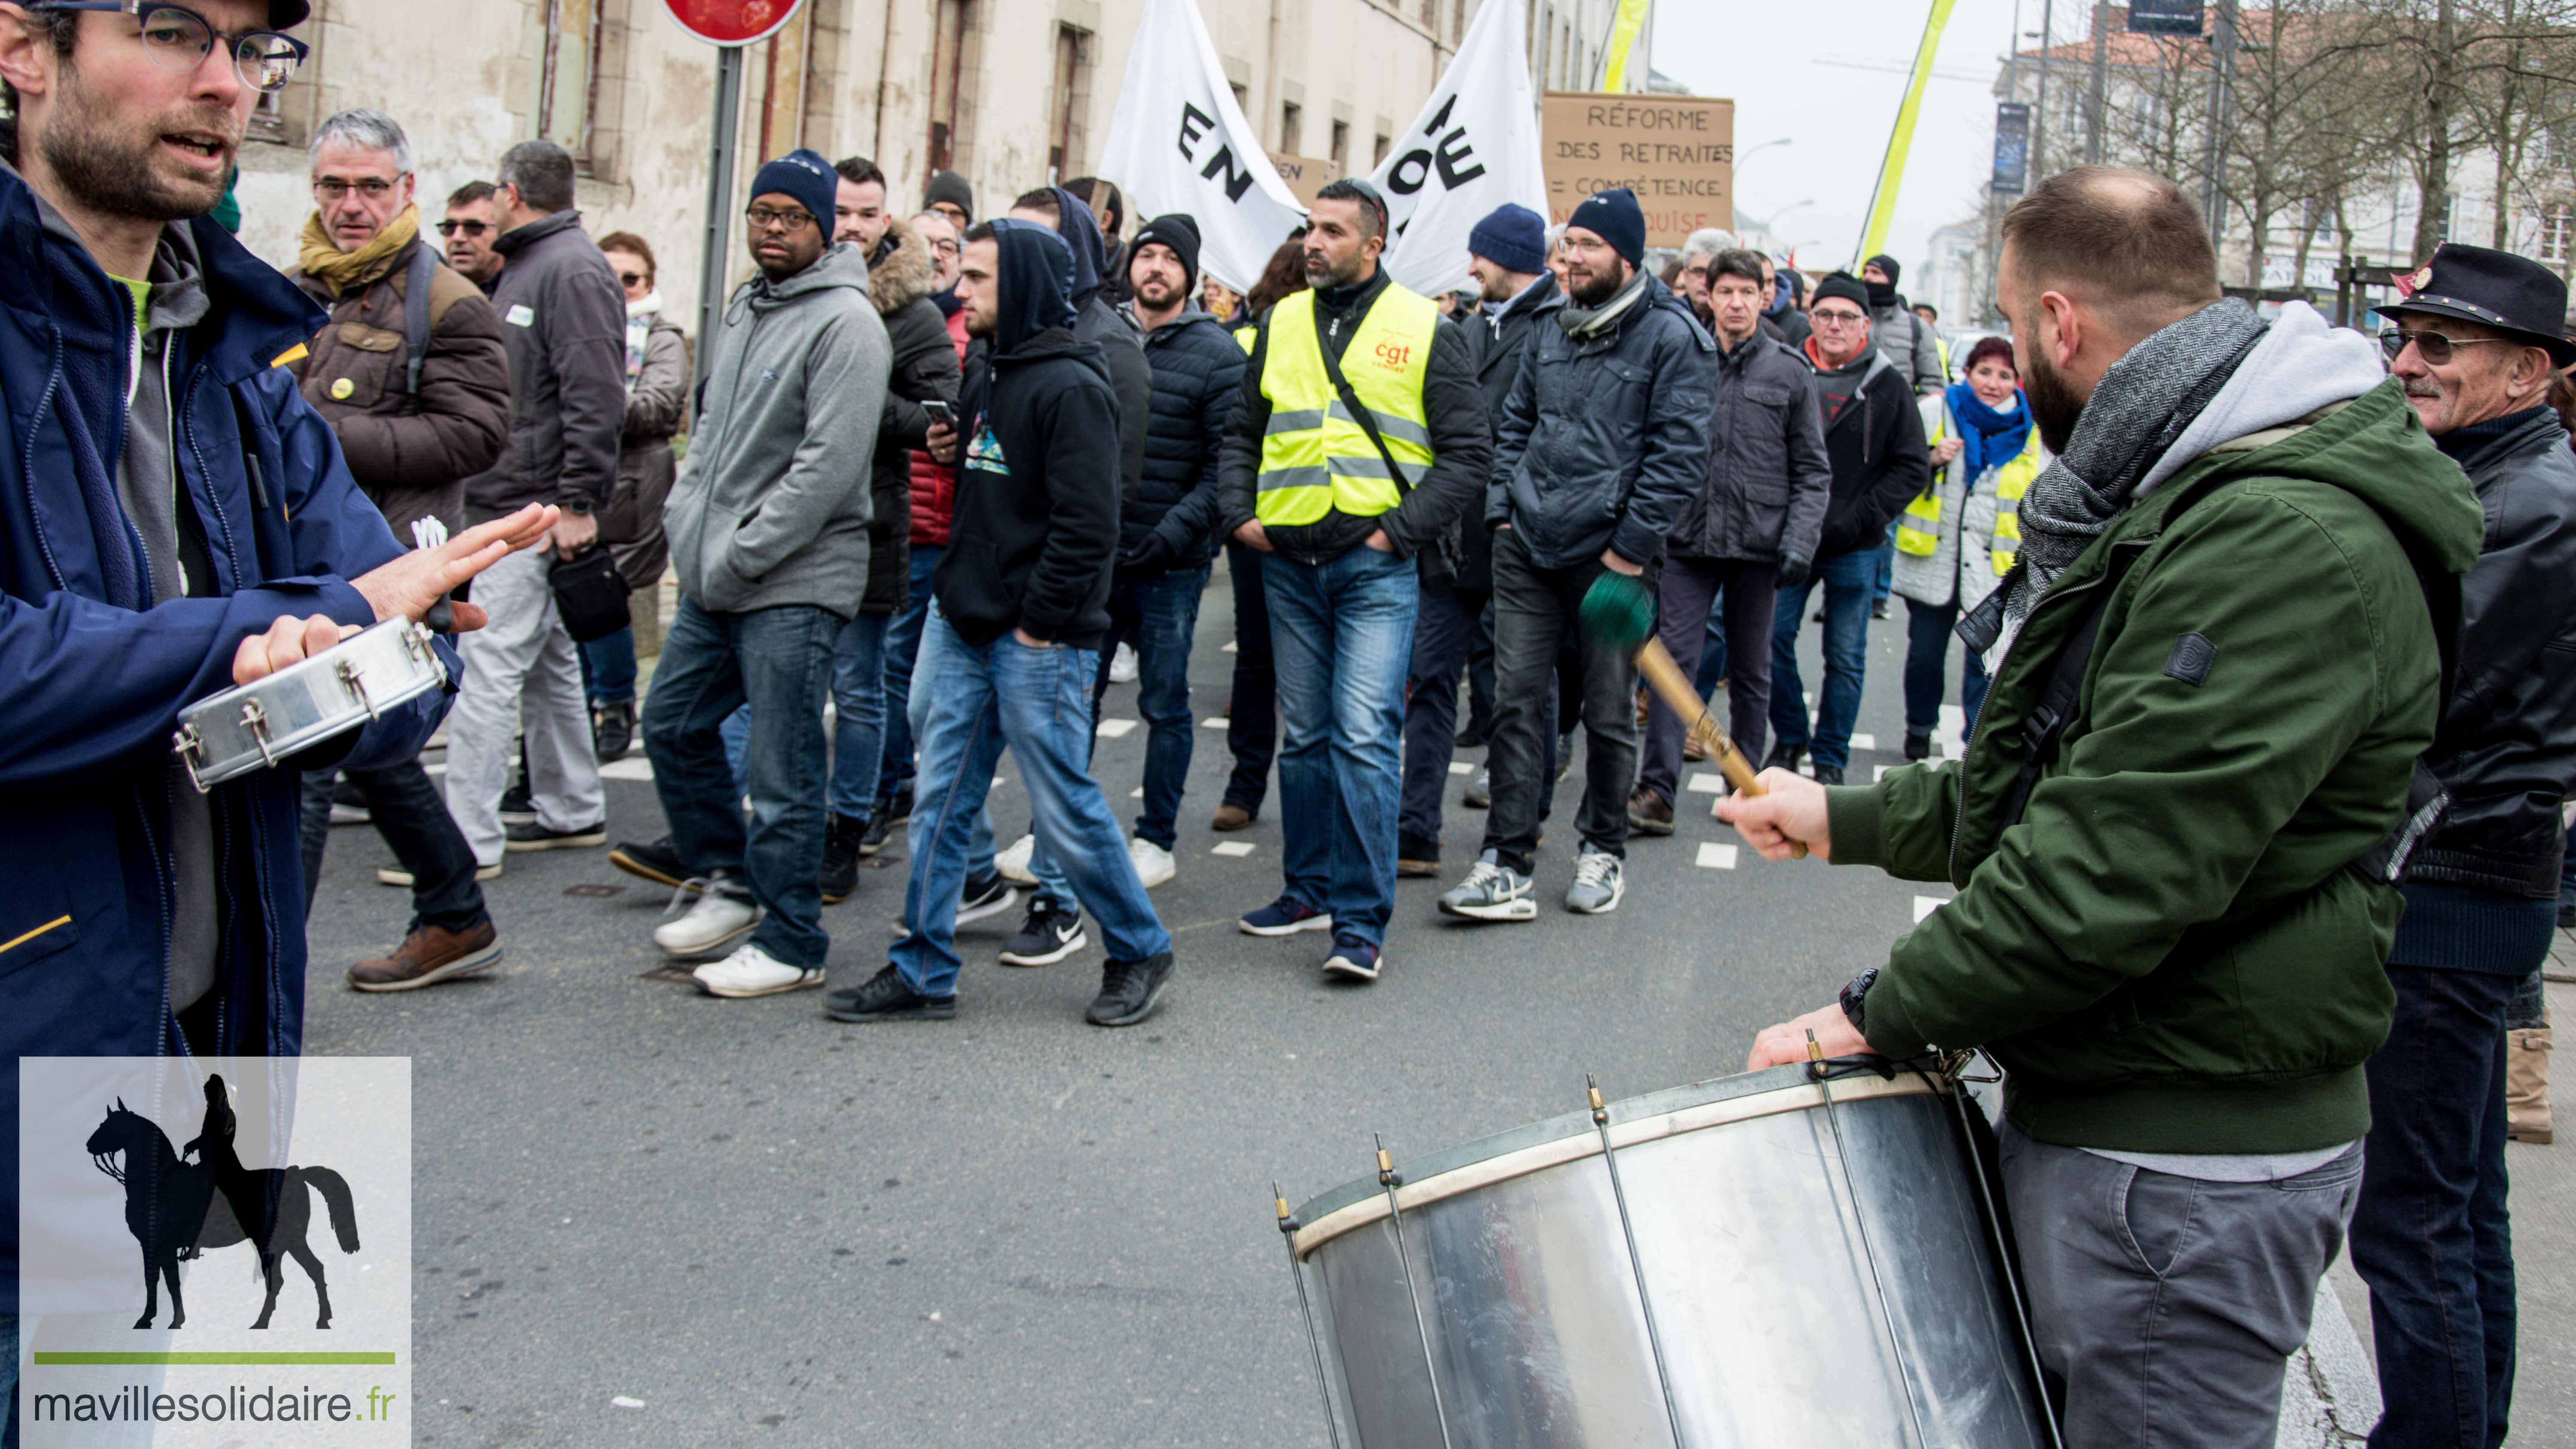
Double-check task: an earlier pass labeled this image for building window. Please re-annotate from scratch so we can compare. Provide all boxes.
[1373,128,1391,166]
[539,0,605,165]
[927,0,975,180]
[1046,24,1092,184]
[2437,192,2458,243]
[1280,100,1301,153]
[1330,119,1349,175]
[2543,204,2574,263]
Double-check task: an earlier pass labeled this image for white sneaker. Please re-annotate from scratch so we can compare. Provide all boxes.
[1109,643,1139,683]
[653,879,760,960]
[1566,847,1626,915]
[996,832,1039,885]
[692,942,824,998]
[1128,835,1176,888]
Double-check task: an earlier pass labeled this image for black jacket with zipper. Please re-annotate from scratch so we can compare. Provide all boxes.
[1809,344,1931,559]
[1453,272,1560,591]
[1124,308,1245,569]
[2411,405,2576,897]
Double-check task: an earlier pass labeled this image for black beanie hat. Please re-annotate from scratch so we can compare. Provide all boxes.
[1811,271,1872,313]
[1566,187,1648,268]
[1130,213,1203,298]
[1865,253,1902,287]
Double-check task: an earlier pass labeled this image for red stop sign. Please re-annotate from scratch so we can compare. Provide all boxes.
[663,0,807,45]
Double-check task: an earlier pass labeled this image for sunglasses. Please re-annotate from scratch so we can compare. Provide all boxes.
[2379,327,2517,365]
[617,271,648,288]
[435,219,491,238]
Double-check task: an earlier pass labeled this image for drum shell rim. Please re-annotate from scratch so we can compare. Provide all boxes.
[1290,1060,1950,1259]
[175,618,445,789]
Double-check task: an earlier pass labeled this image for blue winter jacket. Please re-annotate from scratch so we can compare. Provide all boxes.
[0,160,455,1311]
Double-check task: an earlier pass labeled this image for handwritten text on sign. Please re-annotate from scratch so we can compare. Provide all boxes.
[1540,93,1734,248]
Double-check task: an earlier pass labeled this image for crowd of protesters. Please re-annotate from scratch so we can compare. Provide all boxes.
[1,3,2570,1440]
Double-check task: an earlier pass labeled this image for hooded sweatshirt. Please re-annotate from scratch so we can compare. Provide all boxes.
[1045,186,1151,510]
[663,240,888,617]
[936,221,1123,650]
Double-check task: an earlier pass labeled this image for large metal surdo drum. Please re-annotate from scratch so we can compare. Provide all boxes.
[1280,1059,2056,1448]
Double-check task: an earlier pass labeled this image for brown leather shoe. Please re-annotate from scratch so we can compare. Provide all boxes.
[348,921,502,993]
[1211,803,1254,831]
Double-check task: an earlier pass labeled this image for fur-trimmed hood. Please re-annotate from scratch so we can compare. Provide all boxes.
[868,216,937,316]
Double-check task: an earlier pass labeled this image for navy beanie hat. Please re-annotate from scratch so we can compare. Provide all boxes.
[1565,188,1647,267]
[1467,203,1548,276]
[749,148,839,234]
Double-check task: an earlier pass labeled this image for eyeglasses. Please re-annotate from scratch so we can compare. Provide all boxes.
[30,2,309,94]
[745,206,818,234]
[617,271,647,288]
[434,219,491,238]
[2379,327,2516,366]
[925,237,960,257]
[1810,308,1868,326]
[313,177,400,201]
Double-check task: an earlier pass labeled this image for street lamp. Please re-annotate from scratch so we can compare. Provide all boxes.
[1738,137,1793,168]
[1746,199,1815,233]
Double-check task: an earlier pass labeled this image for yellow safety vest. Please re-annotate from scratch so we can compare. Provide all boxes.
[1254,286,1440,526]
[1899,411,2041,577]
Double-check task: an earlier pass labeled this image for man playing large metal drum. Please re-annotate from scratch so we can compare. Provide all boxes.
[1723,166,2486,1449]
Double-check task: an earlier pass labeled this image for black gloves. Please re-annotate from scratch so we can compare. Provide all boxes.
[1777,552,1812,590]
[1120,531,1180,573]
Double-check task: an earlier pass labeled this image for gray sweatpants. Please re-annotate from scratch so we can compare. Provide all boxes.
[1999,1121,2362,1448]
[443,544,604,866]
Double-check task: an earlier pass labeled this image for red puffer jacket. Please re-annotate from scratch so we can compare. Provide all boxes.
[909,305,970,547]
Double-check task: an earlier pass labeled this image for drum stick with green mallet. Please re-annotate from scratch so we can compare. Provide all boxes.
[1577,571,1809,858]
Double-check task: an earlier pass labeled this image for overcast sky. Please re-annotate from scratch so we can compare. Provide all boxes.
[1653,0,2035,278]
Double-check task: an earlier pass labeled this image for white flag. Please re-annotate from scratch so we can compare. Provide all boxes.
[1368,0,1548,298]
[1095,0,1308,294]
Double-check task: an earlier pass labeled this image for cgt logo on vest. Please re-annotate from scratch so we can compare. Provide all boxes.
[1373,338,1413,371]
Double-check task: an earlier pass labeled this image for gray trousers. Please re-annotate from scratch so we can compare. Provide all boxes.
[443,544,605,866]
[2000,1121,2362,1449]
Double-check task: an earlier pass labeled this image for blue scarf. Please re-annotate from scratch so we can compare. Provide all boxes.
[1947,380,2032,485]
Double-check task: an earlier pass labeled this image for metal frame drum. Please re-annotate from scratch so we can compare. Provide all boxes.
[1282,1060,2054,1448]
[172,617,447,792]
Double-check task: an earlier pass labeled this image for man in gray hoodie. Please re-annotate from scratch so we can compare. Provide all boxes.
[640,149,891,998]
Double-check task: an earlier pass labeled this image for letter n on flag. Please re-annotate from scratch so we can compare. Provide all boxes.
[1096,0,1309,293]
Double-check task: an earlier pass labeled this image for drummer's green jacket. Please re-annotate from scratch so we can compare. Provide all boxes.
[1826,381,2485,1154]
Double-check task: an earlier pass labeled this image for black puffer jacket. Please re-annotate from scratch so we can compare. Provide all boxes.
[866,217,962,614]
[2412,405,2576,896]
[1808,344,1931,559]
[1124,309,1244,571]
[1455,272,1559,590]
[1667,329,1832,565]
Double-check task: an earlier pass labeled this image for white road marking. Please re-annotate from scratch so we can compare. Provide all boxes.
[1096,718,1138,738]
[1200,717,1230,729]
[1221,639,1238,652]
[1695,841,1739,870]
[1914,895,1947,923]
[1448,761,1475,775]
[599,757,654,781]
[1850,733,1876,751]
[1211,841,1256,857]
[1685,772,1724,794]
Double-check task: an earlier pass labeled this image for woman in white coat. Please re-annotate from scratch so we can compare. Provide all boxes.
[1889,335,2047,758]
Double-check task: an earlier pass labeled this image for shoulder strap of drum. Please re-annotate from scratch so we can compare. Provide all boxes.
[401,240,436,402]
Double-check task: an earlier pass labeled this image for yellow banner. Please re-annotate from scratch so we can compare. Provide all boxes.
[1856,0,1959,261]
[1598,0,1653,92]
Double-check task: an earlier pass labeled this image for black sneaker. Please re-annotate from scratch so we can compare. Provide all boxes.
[820,812,863,905]
[499,779,537,825]
[1454,719,1489,749]
[999,899,1087,966]
[1813,765,1846,787]
[1555,732,1576,783]
[824,964,956,1022]
[1871,599,1893,621]
[1396,832,1442,878]
[610,836,695,891]
[957,871,1018,925]
[1086,952,1174,1027]
[858,810,897,857]
[881,787,914,826]
[1762,742,1805,774]
[592,701,635,762]
[329,774,371,825]
[504,820,608,851]
[1904,732,1931,761]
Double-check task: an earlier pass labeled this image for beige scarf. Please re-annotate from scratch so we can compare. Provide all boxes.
[298,202,421,296]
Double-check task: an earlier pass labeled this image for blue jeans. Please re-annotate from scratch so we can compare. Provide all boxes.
[717,612,888,821]
[893,610,1170,996]
[1872,520,1896,603]
[1264,545,1418,947]
[580,625,638,705]
[1028,566,1207,908]
[641,597,840,969]
[1769,549,1873,770]
[877,542,943,803]
[1902,596,1992,739]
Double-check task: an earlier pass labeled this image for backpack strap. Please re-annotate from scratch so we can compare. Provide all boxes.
[399,240,436,401]
[1993,589,2109,835]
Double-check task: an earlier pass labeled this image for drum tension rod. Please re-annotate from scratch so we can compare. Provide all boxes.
[1589,1074,1688,1449]
[1809,1031,1932,1449]
[1374,1133,1456,1449]
[1273,1184,1346,1449]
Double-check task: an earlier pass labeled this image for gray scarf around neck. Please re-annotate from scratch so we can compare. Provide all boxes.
[1559,270,1650,338]
[1963,298,2267,666]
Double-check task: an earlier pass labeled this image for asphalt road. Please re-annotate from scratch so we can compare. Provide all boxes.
[297,559,2569,1447]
